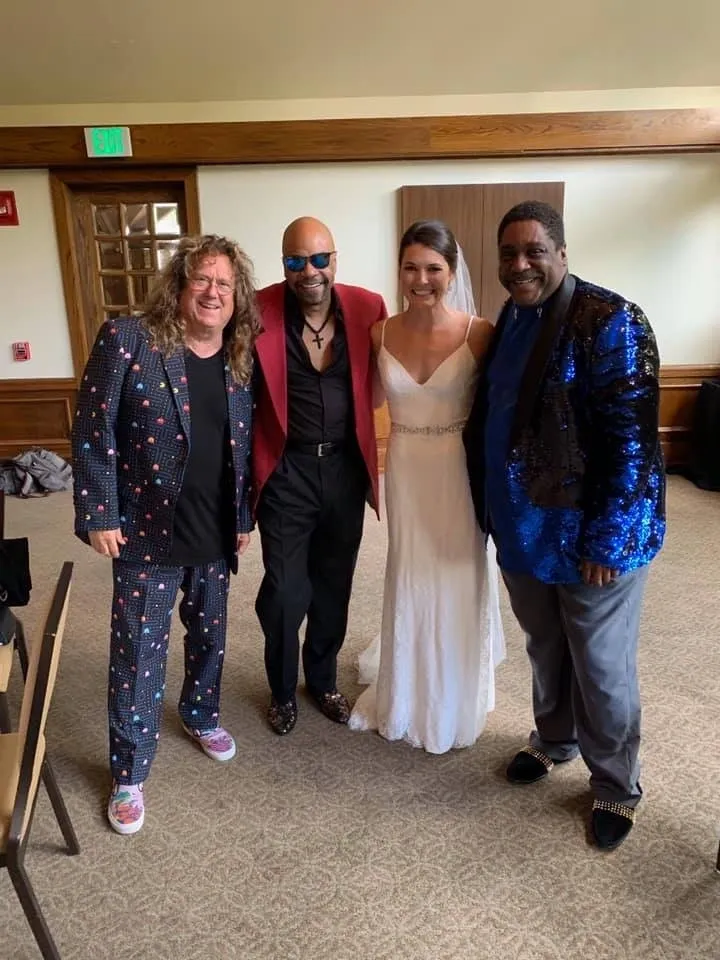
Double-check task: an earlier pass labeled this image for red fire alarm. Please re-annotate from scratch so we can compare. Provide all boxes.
[12,341,31,362]
[0,191,19,226]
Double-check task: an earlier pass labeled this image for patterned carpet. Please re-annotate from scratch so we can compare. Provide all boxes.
[2,477,719,960]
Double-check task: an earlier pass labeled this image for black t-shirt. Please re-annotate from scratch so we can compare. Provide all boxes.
[170,348,233,566]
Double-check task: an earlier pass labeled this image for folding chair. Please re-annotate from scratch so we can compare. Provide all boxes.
[0,491,79,854]
[0,561,77,959]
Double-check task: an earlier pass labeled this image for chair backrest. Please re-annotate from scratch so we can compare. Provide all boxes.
[9,562,73,845]
[0,493,9,692]
[0,605,20,696]
[0,639,11,695]
[0,492,18,695]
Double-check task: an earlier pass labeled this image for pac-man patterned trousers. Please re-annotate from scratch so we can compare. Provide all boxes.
[108,558,230,784]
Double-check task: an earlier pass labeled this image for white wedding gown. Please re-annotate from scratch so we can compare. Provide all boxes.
[349,319,505,753]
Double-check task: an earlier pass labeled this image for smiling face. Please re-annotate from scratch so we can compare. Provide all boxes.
[498,219,568,307]
[179,254,236,337]
[399,243,454,309]
[282,217,336,309]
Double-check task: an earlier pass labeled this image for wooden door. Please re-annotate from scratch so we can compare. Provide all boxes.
[50,169,201,380]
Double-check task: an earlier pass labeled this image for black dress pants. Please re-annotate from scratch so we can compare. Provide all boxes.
[255,446,368,703]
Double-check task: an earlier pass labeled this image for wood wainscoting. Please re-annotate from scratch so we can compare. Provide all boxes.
[659,365,720,467]
[0,378,77,460]
[376,364,720,472]
[0,366,716,470]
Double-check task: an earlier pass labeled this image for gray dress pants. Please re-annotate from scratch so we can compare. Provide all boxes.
[501,565,650,806]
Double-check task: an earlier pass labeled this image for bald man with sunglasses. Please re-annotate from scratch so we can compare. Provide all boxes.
[252,217,388,736]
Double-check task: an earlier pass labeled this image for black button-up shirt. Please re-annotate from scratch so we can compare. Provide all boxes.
[285,287,353,444]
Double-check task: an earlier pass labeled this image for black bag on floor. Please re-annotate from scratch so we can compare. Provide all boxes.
[0,536,32,608]
[687,379,720,491]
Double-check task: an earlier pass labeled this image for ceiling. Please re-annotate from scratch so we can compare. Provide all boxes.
[3,0,720,107]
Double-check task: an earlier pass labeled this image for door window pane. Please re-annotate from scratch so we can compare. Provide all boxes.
[157,240,179,270]
[97,240,124,270]
[124,203,150,236]
[153,203,180,236]
[130,274,154,306]
[93,205,121,235]
[127,239,154,271]
[101,274,129,306]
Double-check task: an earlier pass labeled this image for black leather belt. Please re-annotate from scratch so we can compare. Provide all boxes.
[286,440,343,458]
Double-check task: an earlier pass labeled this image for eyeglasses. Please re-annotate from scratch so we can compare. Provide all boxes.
[188,275,234,296]
[282,252,335,272]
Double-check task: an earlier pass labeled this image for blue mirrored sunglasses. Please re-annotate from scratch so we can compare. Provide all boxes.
[282,252,335,272]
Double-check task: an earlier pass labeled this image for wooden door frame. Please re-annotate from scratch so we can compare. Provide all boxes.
[49,167,202,381]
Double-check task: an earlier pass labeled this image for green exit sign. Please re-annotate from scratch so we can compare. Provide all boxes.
[84,126,133,158]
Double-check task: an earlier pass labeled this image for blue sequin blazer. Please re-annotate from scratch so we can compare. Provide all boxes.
[464,274,666,582]
[71,317,253,573]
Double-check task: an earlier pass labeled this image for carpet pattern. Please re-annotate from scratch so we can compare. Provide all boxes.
[2,477,719,960]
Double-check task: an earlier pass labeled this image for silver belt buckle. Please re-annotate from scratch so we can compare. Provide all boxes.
[317,442,327,457]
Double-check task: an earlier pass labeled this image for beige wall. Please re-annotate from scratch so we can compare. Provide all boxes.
[0,170,73,378]
[0,87,719,379]
[198,154,720,367]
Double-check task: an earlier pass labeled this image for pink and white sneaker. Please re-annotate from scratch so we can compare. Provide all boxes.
[107,782,145,836]
[182,724,237,762]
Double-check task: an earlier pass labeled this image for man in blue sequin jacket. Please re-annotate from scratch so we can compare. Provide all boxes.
[464,201,665,852]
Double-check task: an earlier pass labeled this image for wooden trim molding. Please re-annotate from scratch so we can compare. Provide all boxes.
[2,109,720,168]
[49,166,202,232]
[49,174,88,384]
[657,364,720,385]
[0,378,77,460]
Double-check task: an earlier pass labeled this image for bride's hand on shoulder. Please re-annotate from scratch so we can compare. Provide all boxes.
[467,316,496,365]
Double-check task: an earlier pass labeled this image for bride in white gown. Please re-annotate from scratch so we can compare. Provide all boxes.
[348,219,505,754]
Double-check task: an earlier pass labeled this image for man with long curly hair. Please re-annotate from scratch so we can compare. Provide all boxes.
[72,235,260,835]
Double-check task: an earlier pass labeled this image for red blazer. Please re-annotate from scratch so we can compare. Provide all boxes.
[252,281,387,517]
